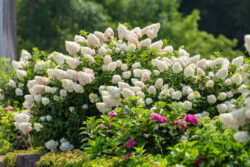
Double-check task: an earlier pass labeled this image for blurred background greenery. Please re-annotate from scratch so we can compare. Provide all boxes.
[16,0,249,59]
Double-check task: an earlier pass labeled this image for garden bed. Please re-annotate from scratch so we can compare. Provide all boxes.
[0,23,249,166]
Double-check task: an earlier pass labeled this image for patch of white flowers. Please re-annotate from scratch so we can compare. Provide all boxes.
[14,112,33,135]
[4,23,250,150]
[59,138,74,152]
[220,87,250,143]
[14,111,44,135]
[45,140,59,152]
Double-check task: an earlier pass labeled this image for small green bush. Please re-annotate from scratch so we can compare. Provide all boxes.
[36,150,88,167]
[81,98,199,158]
[83,154,166,167]
[166,117,250,166]
[0,137,13,155]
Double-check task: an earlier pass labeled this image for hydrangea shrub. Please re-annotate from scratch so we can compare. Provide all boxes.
[0,23,249,151]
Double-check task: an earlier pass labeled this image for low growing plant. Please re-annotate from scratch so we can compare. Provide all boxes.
[166,117,249,166]
[81,97,199,158]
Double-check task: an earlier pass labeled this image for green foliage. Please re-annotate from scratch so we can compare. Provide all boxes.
[36,150,88,167]
[3,147,44,167]
[84,154,166,167]
[166,117,250,166]
[0,105,28,152]
[36,149,167,167]
[81,98,192,158]
[0,137,13,155]
[0,58,16,105]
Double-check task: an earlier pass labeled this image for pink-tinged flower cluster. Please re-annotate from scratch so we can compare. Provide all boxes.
[99,122,113,130]
[108,111,116,117]
[183,114,198,125]
[15,136,22,140]
[5,106,14,111]
[124,139,136,148]
[195,158,206,166]
[149,113,168,123]
[173,120,187,130]
[123,153,131,159]
[105,122,113,130]
[173,114,198,130]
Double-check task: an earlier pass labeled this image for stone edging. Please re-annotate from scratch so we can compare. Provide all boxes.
[16,153,45,167]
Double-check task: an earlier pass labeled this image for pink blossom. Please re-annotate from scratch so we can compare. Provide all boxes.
[108,112,116,117]
[5,106,14,111]
[16,136,22,140]
[104,27,114,41]
[124,139,136,148]
[173,120,187,130]
[182,114,198,125]
[99,124,104,128]
[105,122,113,130]
[123,153,131,159]
[149,113,168,123]
[195,158,206,166]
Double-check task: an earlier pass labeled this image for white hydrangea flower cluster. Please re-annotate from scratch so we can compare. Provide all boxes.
[245,34,250,55]
[45,140,59,152]
[59,138,74,152]
[96,52,248,114]
[14,112,33,135]
[220,89,250,143]
[0,89,4,100]
[45,138,74,152]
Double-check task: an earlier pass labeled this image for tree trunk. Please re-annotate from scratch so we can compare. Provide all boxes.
[0,0,17,60]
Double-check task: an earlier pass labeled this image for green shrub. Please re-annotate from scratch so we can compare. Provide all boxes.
[0,137,13,155]
[84,154,166,167]
[36,150,88,167]
[166,117,250,166]
[0,105,26,151]
[81,98,199,158]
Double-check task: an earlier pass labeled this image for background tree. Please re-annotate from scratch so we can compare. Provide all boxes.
[16,0,245,59]
[180,0,250,52]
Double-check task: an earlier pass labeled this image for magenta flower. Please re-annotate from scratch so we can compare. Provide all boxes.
[108,111,116,117]
[195,158,206,166]
[105,122,113,130]
[16,136,22,140]
[5,106,14,111]
[99,124,104,128]
[123,153,131,159]
[173,120,187,130]
[149,113,168,123]
[124,139,136,148]
[182,114,198,125]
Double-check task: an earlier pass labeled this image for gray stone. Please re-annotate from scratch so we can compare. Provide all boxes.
[16,153,45,167]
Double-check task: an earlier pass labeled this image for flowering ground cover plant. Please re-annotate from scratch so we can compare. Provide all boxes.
[81,97,199,158]
[0,105,29,154]
[0,23,249,161]
[166,116,249,166]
